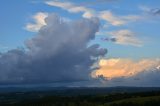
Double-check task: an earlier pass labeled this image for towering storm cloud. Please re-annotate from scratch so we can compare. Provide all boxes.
[0,13,107,84]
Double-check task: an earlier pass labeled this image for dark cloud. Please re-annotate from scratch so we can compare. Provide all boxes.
[105,68,160,87]
[0,13,107,84]
[151,8,160,15]
[101,37,117,42]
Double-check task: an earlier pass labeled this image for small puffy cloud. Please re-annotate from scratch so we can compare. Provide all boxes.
[25,12,48,32]
[92,58,160,79]
[108,30,143,47]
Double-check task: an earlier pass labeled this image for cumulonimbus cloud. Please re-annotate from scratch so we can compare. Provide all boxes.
[0,13,107,84]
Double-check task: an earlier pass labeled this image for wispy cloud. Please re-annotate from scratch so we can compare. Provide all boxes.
[25,0,142,33]
[100,29,143,47]
[44,1,144,47]
[45,0,141,26]
[99,11,126,26]
[46,0,95,18]
[108,30,143,47]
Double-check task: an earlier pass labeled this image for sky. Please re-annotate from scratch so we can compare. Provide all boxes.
[0,0,160,87]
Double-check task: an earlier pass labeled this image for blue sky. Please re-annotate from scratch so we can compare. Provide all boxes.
[1,0,160,59]
[0,0,160,86]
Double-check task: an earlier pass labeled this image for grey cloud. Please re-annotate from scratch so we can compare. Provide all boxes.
[101,37,117,42]
[140,6,160,16]
[0,13,107,84]
[151,8,160,15]
[105,68,160,87]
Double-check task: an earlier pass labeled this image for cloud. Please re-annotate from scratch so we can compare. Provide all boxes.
[108,30,143,47]
[99,11,142,26]
[139,5,160,16]
[92,58,160,79]
[0,13,107,84]
[45,1,141,26]
[150,8,160,15]
[25,12,48,32]
[46,0,95,18]
[91,58,160,86]
[99,11,126,26]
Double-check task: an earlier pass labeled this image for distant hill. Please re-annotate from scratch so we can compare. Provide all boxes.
[0,86,160,95]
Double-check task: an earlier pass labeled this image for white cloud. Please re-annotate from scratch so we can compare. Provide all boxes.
[92,58,160,80]
[45,1,141,26]
[99,11,126,26]
[46,1,94,18]
[109,29,143,47]
[25,1,143,47]
[157,65,160,70]
[99,11,142,26]
[25,12,48,32]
